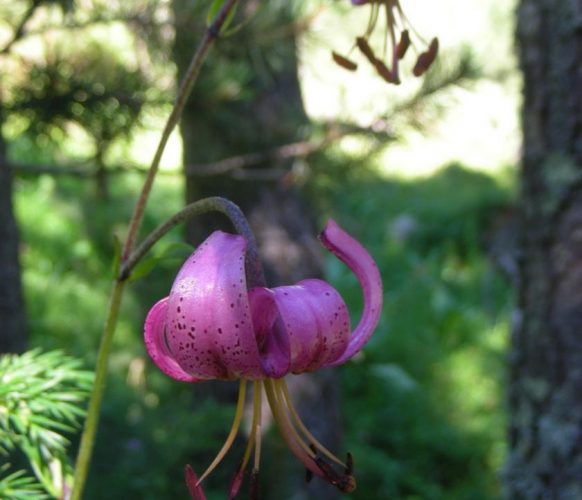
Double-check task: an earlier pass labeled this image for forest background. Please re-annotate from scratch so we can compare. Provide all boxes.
[1,0,523,498]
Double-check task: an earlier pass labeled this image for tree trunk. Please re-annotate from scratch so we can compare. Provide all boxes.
[505,0,582,497]
[0,122,27,353]
[172,3,341,498]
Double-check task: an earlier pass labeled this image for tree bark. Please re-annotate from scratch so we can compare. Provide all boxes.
[172,2,341,498]
[0,120,27,353]
[505,0,582,497]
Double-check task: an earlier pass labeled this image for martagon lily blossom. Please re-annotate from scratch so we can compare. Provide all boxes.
[144,219,382,498]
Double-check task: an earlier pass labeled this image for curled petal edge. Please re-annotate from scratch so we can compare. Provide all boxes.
[319,219,383,365]
[144,297,200,383]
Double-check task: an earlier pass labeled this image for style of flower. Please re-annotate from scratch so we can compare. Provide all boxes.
[333,0,439,84]
[144,220,382,498]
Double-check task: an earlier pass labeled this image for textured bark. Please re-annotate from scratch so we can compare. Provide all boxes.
[0,124,27,353]
[172,3,342,498]
[505,0,582,497]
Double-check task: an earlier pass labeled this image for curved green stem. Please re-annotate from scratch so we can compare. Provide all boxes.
[120,196,265,288]
[71,2,242,499]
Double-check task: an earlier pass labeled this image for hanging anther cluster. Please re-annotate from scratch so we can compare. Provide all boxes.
[333,0,439,84]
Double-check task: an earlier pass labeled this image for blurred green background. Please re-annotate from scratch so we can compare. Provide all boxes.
[1,0,518,498]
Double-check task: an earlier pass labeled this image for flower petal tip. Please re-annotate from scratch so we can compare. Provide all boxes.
[318,220,383,365]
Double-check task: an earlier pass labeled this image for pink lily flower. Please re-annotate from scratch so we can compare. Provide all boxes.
[144,220,382,497]
[332,0,438,84]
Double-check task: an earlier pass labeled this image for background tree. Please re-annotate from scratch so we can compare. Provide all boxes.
[506,0,582,496]
[0,118,27,353]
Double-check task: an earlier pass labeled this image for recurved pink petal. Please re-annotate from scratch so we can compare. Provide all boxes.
[163,231,265,380]
[144,298,200,383]
[271,279,350,372]
[319,220,383,365]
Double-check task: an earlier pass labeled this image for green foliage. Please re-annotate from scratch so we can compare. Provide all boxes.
[0,469,47,500]
[0,350,92,498]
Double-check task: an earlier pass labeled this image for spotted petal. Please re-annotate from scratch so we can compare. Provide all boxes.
[147,231,267,380]
[144,298,200,383]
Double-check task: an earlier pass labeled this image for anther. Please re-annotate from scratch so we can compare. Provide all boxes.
[413,38,439,76]
[249,469,260,500]
[345,452,354,476]
[332,52,358,71]
[356,37,377,65]
[313,455,357,493]
[396,30,410,59]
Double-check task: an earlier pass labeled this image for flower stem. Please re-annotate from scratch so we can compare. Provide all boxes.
[70,2,242,498]
[70,279,126,500]
[120,196,265,287]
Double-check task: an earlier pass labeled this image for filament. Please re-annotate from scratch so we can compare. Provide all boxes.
[197,379,247,485]
[277,379,345,468]
[263,378,321,477]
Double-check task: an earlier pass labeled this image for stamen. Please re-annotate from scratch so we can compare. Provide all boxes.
[277,380,345,468]
[269,380,316,460]
[229,381,262,499]
[197,379,247,485]
[264,379,321,477]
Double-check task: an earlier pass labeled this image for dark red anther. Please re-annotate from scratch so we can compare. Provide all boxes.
[332,52,358,71]
[313,455,357,493]
[413,37,439,76]
[345,452,354,476]
[356,37,377,65]
[396,30,411,59]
